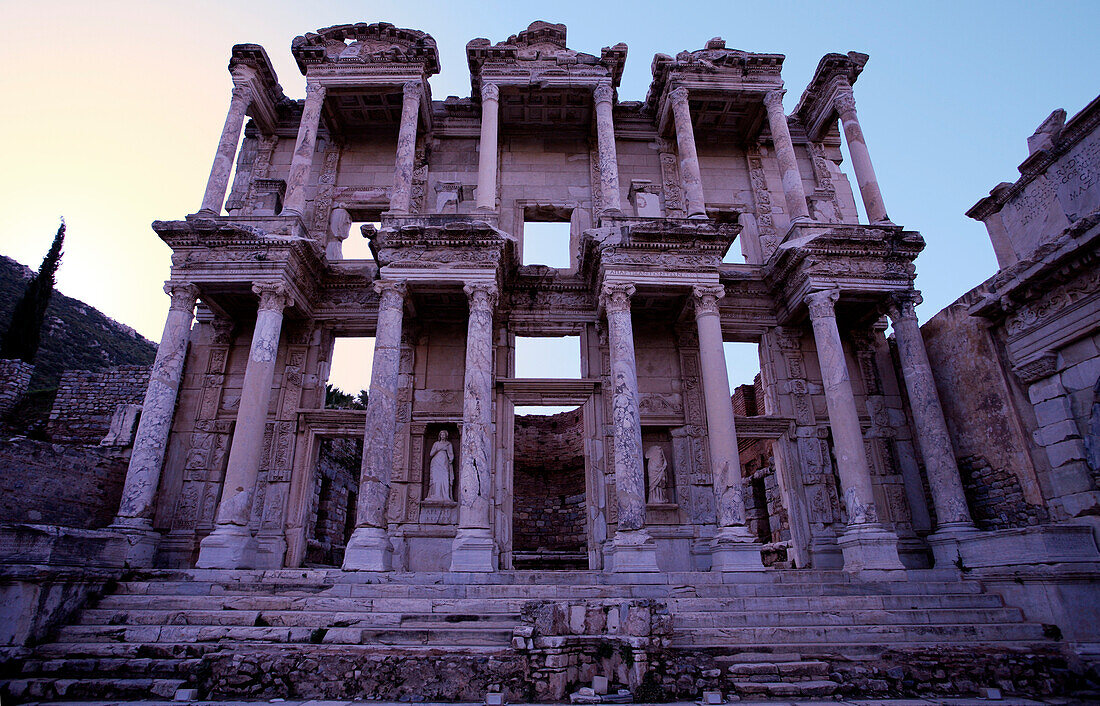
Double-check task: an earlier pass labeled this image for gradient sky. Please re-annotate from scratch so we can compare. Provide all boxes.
[2,1,1098,396]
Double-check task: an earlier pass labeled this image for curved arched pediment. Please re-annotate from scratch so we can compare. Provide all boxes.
[292,22,440,76]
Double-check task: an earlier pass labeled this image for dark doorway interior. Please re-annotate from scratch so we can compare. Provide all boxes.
[306,436,361,567]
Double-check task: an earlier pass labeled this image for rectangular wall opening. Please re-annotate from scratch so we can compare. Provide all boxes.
[515,335,581,381]
[512,404,587,570]
[325,336,374,409]
[306,435,362,567]
[341,222,380,260]
[522,220,572,268]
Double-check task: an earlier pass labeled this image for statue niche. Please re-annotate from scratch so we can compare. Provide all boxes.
[645,444,672,504]
[426,429,455,502]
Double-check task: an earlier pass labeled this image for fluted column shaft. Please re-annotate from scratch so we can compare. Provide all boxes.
[389,81,423,213]
[887,293,974,528]
[199,85,252,215]
[283,82,326,217]
[593,81,622,214]
[668,87,706,217]
[805,289,879,525]
[834,85,889,224]
[114,283,199,527]
[450,282,499,572]
[763,90,810,221]
[476,83,500,211]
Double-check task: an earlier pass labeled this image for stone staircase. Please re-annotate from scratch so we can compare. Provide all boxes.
[0,568,1063,702]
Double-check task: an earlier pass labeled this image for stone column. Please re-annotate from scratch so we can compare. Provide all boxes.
[344,280,407,570]
[805,289,903,573]
[763,90,810,222]
[197,283,290,569]
[834,85,890,224]
[692,285,764,570]
[199,84,252,215]
[601,283,659,572]
[886,292,977,563]
[450,282,499,571]
[389,81,423,213]
[475,83,500,211]
[593,81,623,214]
[668,86,706,218]
[111,283,199,564]
[282,82,327,217]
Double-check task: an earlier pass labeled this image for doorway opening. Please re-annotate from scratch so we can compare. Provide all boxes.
[512,404,587,570]
[305,436,361,567]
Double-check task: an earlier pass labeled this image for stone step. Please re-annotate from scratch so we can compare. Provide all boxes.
[1,676,186,702]
[674,606,1025,628]
[55,623,515,646]
[16,656,202,678]
[95,594,533,613]
[667,592,1006,611]
[672,622,1048,646]
[731,679,839,697]
[79,608,520,628]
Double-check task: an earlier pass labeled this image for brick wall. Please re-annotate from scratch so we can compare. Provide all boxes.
[47,365,150,443]
[513,408,586,556]
[957,454,1048,530]
[0,438,127,528]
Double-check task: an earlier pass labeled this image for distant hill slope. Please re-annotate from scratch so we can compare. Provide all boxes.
[0,254,156,390]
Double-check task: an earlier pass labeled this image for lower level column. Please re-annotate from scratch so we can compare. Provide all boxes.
[601,283,659,572]
[111,282,199,564]
[344,280,407,570]
[197,283,290,568]
[693,285,764,570]
[805,289,903,573]
[450,282,499,571]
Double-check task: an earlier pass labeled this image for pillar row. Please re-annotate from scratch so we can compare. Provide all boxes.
[283,82,327,217]
[668,87,706,218]
[476,83,501,211]
[389,81,423,213]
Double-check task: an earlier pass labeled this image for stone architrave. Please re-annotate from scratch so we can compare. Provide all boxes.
[475,83,500,211]
[804,289,904,573]
[763,90,810,222]
[601,283,659,572]
[593,81,623,214]
[282,82,327,217]
[344,280,407,571]
[450,282,499,571]
[668,87,706,218]
[112,283,199,564]
[834,84,890,224]
[886,292,977,562]
[197,282,291,569]
[389,81,423,213]
[199,83,252,215]
[692,285,764,570]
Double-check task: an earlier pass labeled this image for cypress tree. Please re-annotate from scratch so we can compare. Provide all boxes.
[1,218,66,363]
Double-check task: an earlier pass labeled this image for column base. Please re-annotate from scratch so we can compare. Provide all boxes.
[342,526,393,571]
[711,526,765,571]
[108,518,161,568]
[837,523,906,577]
[449,528,495,572]
[926,523,981,569]
[254,533,288,569]
[607,529,659,573]
[196,524,257,569]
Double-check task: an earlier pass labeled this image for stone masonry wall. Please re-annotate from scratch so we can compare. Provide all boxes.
[513,408,586,555]
[305,437,360,566]
[0,358,34,416]
[47,365,150,443]
[0,438,127,528]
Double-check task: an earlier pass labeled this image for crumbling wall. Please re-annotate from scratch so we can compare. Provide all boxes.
[513,408,586,557]
[47,365,150,443]
[306,437,360,566]
[0,358,34,416]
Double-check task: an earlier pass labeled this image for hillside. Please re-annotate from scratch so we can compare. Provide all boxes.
[0,254,156,390]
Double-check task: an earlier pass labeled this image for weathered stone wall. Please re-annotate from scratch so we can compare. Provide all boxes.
[513,408,586,556]
[0,438,127,528]
[47,365,150,443]
[305,437,360,566]
[0,358,34,416]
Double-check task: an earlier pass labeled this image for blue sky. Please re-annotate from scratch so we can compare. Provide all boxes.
[1,1,1097,394]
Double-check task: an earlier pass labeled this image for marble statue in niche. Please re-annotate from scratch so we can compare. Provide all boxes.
[426,430,456,501]
[645,445,671,503]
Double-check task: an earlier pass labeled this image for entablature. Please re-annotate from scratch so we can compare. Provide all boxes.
[793,51,868,141]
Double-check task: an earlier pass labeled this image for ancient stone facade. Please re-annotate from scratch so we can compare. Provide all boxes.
[46,365,150,443]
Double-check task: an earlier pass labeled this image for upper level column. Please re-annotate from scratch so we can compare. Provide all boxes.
[475,83,501,211]
[692,285,764,570]
[763,90,810,222]
[344,280,407,571]
[389,81,423,213]
[282,82,327,217]
[199,83,252,215]
[593,80,623,214]
[834,83,890,224]
[668,86,707,218]
[601,284,659,572]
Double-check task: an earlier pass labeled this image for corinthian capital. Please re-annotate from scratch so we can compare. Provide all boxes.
[833,84,857,117]
[252,282,292,312]
[374,279,408,310]
[804,288,840,320]
[464,282,499,311]
[885,290,922,323]
[762,89,786,112]
[402,80,423,100]
[692,284,726,317]
[600,283,635,314]
[594,81,614,106]
[164,282,200,313]
[229,83,253,106]
[481,82,500,103]
[304,82,327,101]
[668,85,689,106]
